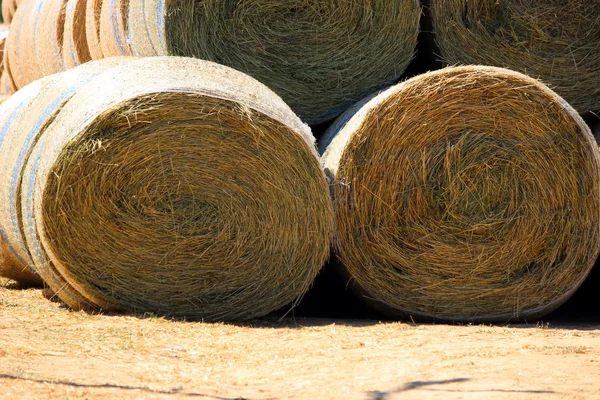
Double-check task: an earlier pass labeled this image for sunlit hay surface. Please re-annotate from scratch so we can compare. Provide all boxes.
[324,66,600,322]
[163,0,420,123]
[40,92,332,321]
[431,0,600,114]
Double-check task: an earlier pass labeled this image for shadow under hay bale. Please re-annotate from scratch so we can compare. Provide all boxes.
[0,57,134,287]
[127,0,421,123]
[19,56,333,321]
[429,0,600,114]
[321,65,600,323]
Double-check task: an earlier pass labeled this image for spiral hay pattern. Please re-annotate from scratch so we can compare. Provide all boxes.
[20,57,332,321]
[322,66,600,322]
[128,0,421,123]
[430,0,600,114]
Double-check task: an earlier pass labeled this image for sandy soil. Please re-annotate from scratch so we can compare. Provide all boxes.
[1,278,599,400]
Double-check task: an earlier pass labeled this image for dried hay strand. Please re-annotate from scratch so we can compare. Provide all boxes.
[127,0,421,123]
[85,0,103,59]
[63,0,92,68]
[0,57,135,287]
[4,0,68,89]
[21,56,333,321]
[99,0,132,57]
[322,66,600,323]
[430,0,600,114]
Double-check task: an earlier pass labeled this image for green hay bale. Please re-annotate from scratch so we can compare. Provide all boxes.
[322,65,600,323]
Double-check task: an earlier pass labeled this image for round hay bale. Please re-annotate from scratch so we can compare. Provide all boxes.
[430,0,600,114]
[63,0,92,68]
[21,56,333,321]
[85,0,103,59]
[0,75,56,286]
[99,0,132,57]
[0,57,135,287]
[321,65,600,323]
[4,0,68,89]
[4,0,36,89]
[127,0,421,123]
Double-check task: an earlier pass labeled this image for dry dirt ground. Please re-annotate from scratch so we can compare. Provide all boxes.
[1,278,599,400]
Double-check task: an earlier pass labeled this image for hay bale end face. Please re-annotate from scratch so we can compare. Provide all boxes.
[430,0,600,114]
[322,66,600,322]
[128,0,421,123]
[21,57,333,321]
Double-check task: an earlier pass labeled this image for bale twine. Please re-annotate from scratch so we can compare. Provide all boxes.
[4,0,68,89]
[99,0,132,57]
[430,0,600,114]
[321,66,600,323]
[0,57,134,287]
[63,0,92,68]
[85,0,103,59]
[21,56,333,321]
[127,0,421,123]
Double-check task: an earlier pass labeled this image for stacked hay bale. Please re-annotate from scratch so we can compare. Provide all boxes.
[4,56,332,320]
[127,0,421,122]
[0,57,133,286]
[430,0,600,114]
[4,0,70,88]
[4,0,421,123]
[322,66,600,322]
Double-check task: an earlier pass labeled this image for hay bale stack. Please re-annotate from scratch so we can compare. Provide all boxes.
[85,0,103,59]
[4,0,68,89]
[99,0,132,57]
[322,66,600,322]
[430,0,600,114]
[20,56,332,320]
[127,0,421,123]
[0,57,134,287]
[63,0,92,68]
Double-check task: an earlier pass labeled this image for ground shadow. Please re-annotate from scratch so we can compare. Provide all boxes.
[366,378,557,399]
[0,373,257,399]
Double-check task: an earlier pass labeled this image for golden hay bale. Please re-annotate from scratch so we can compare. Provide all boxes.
[0,57,134,287]
[85,0,103,59]
[321,66,600,322]
[4,0,67,89]
[99,0,132,57]
[430,0,600,114]
[63,0,92,68]
[127,0,421,123]
[20,56,332,321]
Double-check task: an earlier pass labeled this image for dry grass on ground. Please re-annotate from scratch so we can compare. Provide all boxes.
[1,278,599,399]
